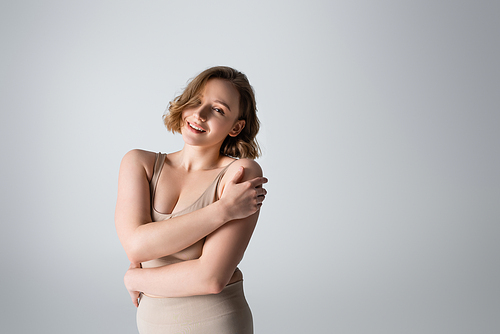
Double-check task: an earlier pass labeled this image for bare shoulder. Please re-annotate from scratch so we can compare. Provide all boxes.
[225,158,263,181]
[120,149,157,181]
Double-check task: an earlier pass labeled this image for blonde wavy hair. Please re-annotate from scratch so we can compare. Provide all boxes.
[163,66,261,159]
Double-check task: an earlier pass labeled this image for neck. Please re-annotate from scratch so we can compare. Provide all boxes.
[175,144,225,171]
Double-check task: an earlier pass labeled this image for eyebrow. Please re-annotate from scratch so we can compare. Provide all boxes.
[214,99,232,112]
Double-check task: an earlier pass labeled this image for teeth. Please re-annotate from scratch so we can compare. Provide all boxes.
[189,123,205,132]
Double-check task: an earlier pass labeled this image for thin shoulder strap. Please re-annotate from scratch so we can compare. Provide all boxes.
[213,159,238,199]
[218,158,238,177]
[149,152,166,200]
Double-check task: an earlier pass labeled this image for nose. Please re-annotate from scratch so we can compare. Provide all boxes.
[193,103,209,122]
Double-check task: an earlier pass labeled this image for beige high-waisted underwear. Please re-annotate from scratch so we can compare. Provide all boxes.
[136,281,253,334]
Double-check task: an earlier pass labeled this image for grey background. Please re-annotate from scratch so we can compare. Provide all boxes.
[1,1,499,333]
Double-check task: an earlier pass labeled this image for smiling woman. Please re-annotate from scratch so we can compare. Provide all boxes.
[115,66,267,333]
[180,79,246,150]
[165,66,261,159]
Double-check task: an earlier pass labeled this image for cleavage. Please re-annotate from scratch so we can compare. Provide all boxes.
[154,166,222,215]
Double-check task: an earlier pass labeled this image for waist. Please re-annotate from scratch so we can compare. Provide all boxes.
[136,280,251,328]
[143,268,243,298]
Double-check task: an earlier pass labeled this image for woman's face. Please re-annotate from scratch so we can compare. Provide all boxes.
[181,78,245,148]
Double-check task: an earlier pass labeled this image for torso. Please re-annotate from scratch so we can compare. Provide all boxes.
[141,152,243,292]
[153,152,233,216]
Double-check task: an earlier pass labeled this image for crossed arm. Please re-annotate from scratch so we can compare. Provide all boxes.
[123,208,259,301]
[114,150,267,305]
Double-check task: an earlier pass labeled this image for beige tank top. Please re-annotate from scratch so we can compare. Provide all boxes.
[141,152,236,269]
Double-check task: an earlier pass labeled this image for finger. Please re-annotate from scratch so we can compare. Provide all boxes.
[130,262,141,269]
[231,166,245,183]
[248,177,268,188]
[132,292,140,307]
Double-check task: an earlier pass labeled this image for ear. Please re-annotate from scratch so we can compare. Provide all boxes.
[228,120,245,137]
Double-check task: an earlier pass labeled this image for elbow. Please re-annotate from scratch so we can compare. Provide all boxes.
[202,272,231,295]
[127,254,142,266]
[196,259,237,295]
[125,240,147,264]
[205,278,227,295]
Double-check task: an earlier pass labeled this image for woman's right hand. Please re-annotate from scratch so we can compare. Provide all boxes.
[220,166,268,221]
[124,262,142,307]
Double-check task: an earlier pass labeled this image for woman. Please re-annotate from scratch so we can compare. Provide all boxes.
[115,66,267,333]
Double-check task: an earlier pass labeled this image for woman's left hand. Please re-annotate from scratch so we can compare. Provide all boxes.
[125,262,141,307]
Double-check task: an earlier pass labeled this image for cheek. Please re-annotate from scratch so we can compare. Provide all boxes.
[180,110,190,122]
[178,113,188,131]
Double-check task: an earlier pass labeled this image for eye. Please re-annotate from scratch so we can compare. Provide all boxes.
[213,107,225,115]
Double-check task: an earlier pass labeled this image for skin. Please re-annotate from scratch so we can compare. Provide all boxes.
[115,78,267,307]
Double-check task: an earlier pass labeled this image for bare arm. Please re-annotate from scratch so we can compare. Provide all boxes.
[124,159,264,299]
[115,150,267,264]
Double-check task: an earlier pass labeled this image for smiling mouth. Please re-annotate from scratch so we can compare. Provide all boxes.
[188,122,206,132]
